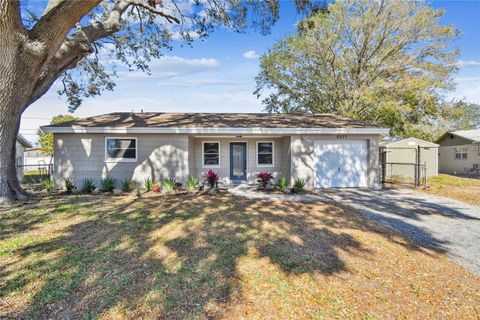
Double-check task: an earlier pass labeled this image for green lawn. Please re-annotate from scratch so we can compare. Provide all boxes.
[21,170,50,184]
[0,193,479,319]
[421,174,480,206]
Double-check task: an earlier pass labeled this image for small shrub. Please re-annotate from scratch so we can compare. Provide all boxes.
[144,177,154,192]
[65,178,76,193]
[42,179,55,192]
[276,176,289,193]
[121,179,136,192]
[82,178,96,193]
[151,183,161,193]
[101,176,116,192]
[256,171,274,190]
[185,176,198,193]
[204,169,220,189]
[162,178,176,193]
[292,178,305,193]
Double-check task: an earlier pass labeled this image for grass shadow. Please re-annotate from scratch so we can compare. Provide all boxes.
[0,193,459,319]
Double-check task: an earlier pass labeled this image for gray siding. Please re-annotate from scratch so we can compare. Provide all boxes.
[53,133,189,188]
[191,137,287,183]
[290,134,380,189]
[438,145,480,174]
[53,132,384,190]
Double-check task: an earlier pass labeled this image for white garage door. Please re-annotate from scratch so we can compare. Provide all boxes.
[314,140,368,188]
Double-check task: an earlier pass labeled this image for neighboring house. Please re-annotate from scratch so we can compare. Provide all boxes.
[16,134,33,180]
[435,129,480,177]
[41,112,389,189]
[24,148,53,167]
[380,137,439,179]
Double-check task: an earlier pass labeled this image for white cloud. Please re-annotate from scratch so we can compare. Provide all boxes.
[448,76,480,104]
[243,50,260,59]
[121,55,220,80]
[457,60,480,68]
[156,78,248,87]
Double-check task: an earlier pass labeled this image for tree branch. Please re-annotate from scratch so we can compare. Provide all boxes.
[30,0,101,54]
[130,0,180,23]
[28,0,180,107]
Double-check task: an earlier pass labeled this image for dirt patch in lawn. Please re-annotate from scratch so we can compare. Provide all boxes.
[0,194,479,319]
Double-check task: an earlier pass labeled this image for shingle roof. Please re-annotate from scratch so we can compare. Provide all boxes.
[449,129,480,143]
[45,112,380,129]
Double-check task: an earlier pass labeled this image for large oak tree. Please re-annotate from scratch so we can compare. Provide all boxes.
[255,0,461,139]
[0,0,319,203]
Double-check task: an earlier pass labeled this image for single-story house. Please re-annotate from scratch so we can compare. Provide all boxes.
[16,134,33,180]
[379,137,439,179]
[435,129,480,176]
[40,112,389,189]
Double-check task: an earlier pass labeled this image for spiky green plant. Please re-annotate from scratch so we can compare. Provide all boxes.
[121,179,136,192]
[276,176,288,193]
[144,177,154,192]
[292,178,305,193]
[162,178,176,193]
[82,178,96,193]
[65,178,76,193]
[185,176,198,193]
[101,176,116,192]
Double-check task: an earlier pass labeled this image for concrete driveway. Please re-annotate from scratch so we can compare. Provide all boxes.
[230,185,480,274]
[322,189,480,275]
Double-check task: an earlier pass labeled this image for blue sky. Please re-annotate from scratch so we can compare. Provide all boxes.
[20,1,480,144]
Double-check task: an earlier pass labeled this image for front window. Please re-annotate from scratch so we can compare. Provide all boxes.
[106,138,137,161]
[203,142,220,166]
[454,147,468,160]
[257,142,274,166]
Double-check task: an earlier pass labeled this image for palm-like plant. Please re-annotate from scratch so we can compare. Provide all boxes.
[185,176,198,193]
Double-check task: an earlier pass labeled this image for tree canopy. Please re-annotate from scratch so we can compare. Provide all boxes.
[255,0,461,138]
[17,0,322,112]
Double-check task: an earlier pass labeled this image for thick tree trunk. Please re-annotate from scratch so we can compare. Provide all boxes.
[0,109,29,204]
[0,3,39,204]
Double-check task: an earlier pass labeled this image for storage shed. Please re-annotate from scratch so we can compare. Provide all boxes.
[380,137,439,179]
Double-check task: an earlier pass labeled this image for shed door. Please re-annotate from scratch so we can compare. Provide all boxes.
[314,140,368,188]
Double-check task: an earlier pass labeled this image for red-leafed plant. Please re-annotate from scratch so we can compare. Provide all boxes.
[204,169,220,189]
[257,171,274,190]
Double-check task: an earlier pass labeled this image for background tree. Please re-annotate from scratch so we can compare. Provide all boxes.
[37,115,77,156]
[426,101,480,139]
[0,0,322,203]
[255,0,460,139]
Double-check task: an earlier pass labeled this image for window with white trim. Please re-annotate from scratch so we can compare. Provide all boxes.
[454,147,467,160]
[203,142,220,166]
[106,138,137,161]
[257,142,273,166]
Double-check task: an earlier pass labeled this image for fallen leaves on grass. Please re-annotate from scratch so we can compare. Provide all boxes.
[0,193,479,319]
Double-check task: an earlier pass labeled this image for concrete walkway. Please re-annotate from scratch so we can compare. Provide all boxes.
[229,186,480,275]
